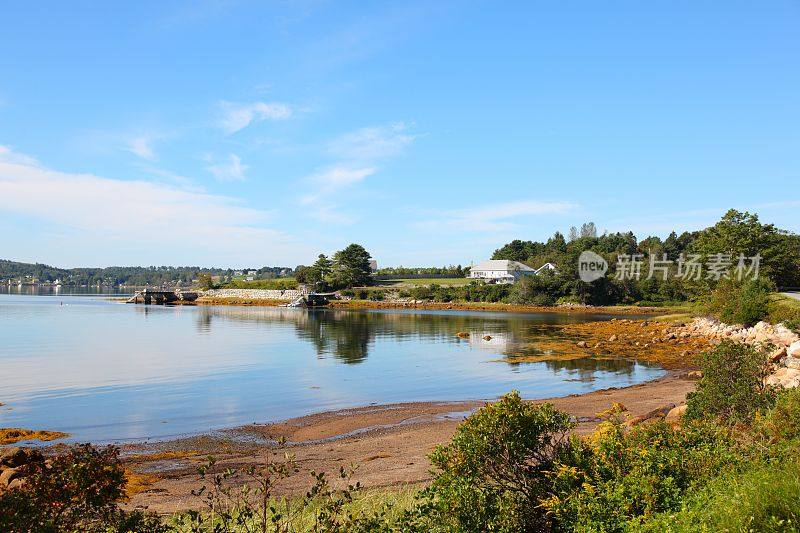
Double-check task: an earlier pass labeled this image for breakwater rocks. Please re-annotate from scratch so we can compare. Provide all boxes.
[676,317,800,389]
[199,289,303,301]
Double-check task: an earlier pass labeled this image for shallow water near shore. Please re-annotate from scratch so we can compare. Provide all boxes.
[0,293,664,443]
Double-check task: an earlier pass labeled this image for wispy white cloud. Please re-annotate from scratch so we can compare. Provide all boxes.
[219,101,293,134]
[297,122,416,224]
[206,153,248,182]
[0,146,303,264]
[305,204,357,225]
[73,128,171,161]
[305,165,376,191]
[327,122,415,160]
[125,135,159,161]
[414,200,578,233]
[135,164,196,188]
[299,166,376,223]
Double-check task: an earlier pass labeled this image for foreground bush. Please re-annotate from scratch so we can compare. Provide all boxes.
[0,444,164,533]
[544,415,743,531]
[401,392,747,532]
[685,340,774,425]
[405,391,573,532]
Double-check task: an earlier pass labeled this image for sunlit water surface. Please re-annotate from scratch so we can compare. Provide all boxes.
[0,293,664,442]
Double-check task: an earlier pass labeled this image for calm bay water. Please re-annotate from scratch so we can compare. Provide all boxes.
[0,294,664,443]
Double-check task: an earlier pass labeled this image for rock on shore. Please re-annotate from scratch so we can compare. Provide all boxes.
[674,317,800,389]
[0,447,44,494]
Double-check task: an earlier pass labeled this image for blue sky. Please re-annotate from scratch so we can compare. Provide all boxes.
[0,1,798,268]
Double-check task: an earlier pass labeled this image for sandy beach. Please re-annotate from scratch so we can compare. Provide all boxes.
[123,369,696,514]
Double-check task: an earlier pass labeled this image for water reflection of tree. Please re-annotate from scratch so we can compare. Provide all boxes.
[191,307,642,369]
[296,310,373,364]
[195,308,213,333]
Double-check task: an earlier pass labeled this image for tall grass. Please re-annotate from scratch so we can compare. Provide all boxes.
[637,457,800,532]
[168,486,419,531]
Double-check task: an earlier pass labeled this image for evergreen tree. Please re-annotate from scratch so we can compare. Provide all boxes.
[310,254,333,286]
[331,244,373,288]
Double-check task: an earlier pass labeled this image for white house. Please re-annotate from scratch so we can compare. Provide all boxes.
[468,260,557,284]
[469,260,536,283]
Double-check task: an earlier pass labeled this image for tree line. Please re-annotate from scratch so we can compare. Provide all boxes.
[0,261,292,287]
[490,209,800,306]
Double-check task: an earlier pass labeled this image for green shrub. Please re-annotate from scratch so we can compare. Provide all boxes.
[768,297,800,333]
[460,282,511,303]
[545,418,742,531]
[409,286,433,301]
[223,278,298,290]
[368,290,385,301]
[509,273,561,306]
[705,278,774,327]
[405,391,573,532]
[685,340,774,425]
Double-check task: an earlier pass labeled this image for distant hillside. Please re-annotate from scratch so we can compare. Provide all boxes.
[0,260,72,283]
[0,259,292,286]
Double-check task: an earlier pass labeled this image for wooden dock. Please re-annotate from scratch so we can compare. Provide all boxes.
[127,288,199,305]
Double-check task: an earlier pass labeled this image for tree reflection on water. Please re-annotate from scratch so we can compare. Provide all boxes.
[193,306,651,373]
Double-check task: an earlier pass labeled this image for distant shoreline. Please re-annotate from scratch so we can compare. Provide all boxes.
[186,295,674,316]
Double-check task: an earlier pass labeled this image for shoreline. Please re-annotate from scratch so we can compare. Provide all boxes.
[118,316,710,512]
[190,296,679,316]
[1,305,711,512]
[123,370,696,513]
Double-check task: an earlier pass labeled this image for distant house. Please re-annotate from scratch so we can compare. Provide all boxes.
[468,260,557,284]
[535,262,558,274]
